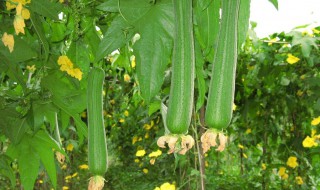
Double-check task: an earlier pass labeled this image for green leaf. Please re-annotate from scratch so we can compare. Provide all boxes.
[289,31,318,57]
[268,0,278,10]
[238,0,251,49]
[32,130,63,151]
[30,130,63,188]
[50,22,67,42]
[29,0,63,20]
[32,101,58,131]
[68,39,91,77]
[30,12,50,61]
[95,15,135,62]
[280,76,290,86]
[195,0,220,62]
[82,17,101,60]
[198,0,214,10]
[0,55,26,91]
[52,97,87,143]
[0,107,29,144]
[17,138,40,190]
[41,70,87,114]
[133,0,174,103]
[96,0,119,12]
[0,155,16,187]
[148,100,161,116]
[119,0,153,23]
[0,36,37,63]
[195,41,206,111]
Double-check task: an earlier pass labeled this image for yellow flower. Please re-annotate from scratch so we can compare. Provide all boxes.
[61,164,67,170]
[150,158,156,165]
[55,152,65,164]
[286,54,300,64]
[302,136,317,148]
[136,150,146,157]
[278,167,286,177]
[66,143,74,151]
[312,28,320,34]
[62,186,69,190]
[154,188,160,190]
[238,144,244,149]
[38,180,43,184]
[6,0,31,10]
[311,116,320,126]
[119,118,125,123]
[243,153,247,159]
[124,74,131,82]
[2,32,14,52]
[233,103,237,111]
[131,56,136,68]
[282,173,288,180]
[78,164,89,170]
[14,15,26,35]
[144,133,149,139]
[70,68,83,81]
[268,37,279,46]
[311,129,317,137]
[159,182,176,190]
[57,56,82,80]
[286,156,298,168]
[148,150,162,158]
[81,111,87,118]
[21,8,30,20]
[71,172,78,178]
[26,65,36,73]
[134,159,140,163]
[295,176,303,185]
[132,136,139,145]
[58,55,73,68]
[142,168,148,174]
[59,0,65,3]
[143,124,152,130]
[245,128,252,134]
[124,110,129,117]
[65,175,72,180]
[296,90,303,97]
[261,163,266,170]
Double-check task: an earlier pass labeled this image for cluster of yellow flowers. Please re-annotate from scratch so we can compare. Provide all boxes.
[57,55,83,81]
[278,156,303,184]
[154,182,176,190]
[302,116,320,148]
[2,0,31,52]
[135,149,162,165]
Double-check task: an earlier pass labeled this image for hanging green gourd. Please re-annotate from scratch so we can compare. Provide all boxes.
[87,67,108,190]
[201,0,241,153]
[157,0,195,155]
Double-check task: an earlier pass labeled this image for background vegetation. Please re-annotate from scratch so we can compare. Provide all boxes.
[0,0,320,190]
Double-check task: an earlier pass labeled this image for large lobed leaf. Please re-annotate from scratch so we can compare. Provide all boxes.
[131,0,174,103]
[97,0,174,103]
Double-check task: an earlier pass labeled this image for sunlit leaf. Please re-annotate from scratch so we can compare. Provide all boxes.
[132,0,174,103]
[95,15,135,62]
[268,0,278,10]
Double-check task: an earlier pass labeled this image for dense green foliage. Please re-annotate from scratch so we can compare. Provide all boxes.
[0,0,320,190]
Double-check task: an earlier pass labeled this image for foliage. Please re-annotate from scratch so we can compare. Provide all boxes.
[1,0,320,190]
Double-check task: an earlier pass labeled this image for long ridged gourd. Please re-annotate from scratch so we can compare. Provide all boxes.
[205,0,240,130]
[87,67,107,176]
[166,0,195,134]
